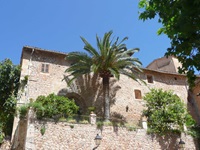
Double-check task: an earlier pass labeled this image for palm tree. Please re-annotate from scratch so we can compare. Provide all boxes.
[65,31,143,121]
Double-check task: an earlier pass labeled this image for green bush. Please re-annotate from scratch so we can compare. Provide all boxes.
[18,105,29,119]
[31,93,79,119]
[29,102,45,119]
[143,88,196,135]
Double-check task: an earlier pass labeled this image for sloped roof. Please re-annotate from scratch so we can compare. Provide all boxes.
[146,56,182,74]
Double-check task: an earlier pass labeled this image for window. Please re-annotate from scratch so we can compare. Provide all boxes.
[41,63,49,73]
[134,89,142,99]
[147,75,153,83]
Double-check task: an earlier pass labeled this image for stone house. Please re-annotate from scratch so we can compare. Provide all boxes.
[10,46,200,149]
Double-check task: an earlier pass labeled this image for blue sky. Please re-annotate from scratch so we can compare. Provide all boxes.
[0,0,170,67]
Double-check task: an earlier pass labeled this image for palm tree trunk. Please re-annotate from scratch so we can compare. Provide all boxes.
[103,76,110,122]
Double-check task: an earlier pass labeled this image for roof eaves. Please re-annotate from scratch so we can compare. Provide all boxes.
[143,67,200,78]
[23,45,68,56]
[143,67,186,77]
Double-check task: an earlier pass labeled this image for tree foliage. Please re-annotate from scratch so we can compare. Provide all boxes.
[143,88,195,135]
[28,93,79,119]
[65,31,143,121]
[139,0,200,86]
[0,59,20,137]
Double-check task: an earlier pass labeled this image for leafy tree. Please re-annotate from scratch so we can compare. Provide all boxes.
[0,59,20,137]
[139,0,200,86]
[65,31,143,121]
[143,88,195,135]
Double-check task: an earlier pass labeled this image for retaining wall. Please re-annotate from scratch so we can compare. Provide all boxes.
[23,119,197,150]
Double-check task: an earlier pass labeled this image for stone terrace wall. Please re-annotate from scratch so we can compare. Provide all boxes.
[24,120,196,150]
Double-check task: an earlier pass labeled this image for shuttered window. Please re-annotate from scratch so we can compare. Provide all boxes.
[41,64,49,73]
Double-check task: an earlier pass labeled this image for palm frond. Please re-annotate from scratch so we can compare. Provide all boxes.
[65,51,93,84]
[96,34,103,52]
[80,36,99,57]
[127,48,140,53]
[64,75,76,86]
[116,36,128,47]
[119,68,146,86]
[108,67,120,80]
[113,37,119,47]
[66,52,91,62]
[101,31,112,57]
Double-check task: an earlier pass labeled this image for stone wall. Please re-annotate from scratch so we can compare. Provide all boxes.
[24,119,197,150]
